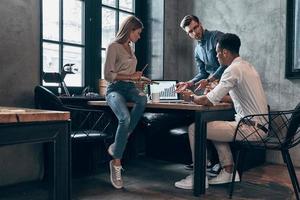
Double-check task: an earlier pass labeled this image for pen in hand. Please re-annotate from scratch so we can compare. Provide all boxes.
[141,64,148,74]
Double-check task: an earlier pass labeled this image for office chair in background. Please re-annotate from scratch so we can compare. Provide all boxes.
[34,85,114,174]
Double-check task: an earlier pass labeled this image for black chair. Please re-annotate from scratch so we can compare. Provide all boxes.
[229,103,300,199]
[34,85,113,173]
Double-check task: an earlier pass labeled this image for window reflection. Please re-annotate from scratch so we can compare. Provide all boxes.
[63,0,84,44]
[294,0,300,70]
[101,50,106,79]
[43,43,59,73]
[43,0,59,40]
[42,0,85,87]
[286,0,300,78]
[43,42,59,86]
[119,12,131,30]
[102,0,116,7]
[63,46,83,87]
[102,8,116,49]
[119,0,134,12]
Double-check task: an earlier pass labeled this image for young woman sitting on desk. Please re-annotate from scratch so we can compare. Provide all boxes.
[104,15,149,189]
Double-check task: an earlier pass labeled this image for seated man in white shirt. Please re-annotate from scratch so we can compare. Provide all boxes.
[175,33,268,189]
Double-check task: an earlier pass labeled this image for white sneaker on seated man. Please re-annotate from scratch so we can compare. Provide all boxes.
[174,165,240,190]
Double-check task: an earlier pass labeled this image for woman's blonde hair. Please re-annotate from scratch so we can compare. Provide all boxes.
[114,15,143,44]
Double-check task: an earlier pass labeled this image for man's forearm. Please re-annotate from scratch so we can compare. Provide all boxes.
[193,95,213,106]
[220,95,232,103]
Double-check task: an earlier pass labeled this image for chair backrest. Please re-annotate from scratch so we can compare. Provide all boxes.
[284,103,300,148]
[34,85,64,110]
[234,103,300,150]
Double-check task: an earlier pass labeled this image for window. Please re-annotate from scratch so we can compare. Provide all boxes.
[41,0,84,87]
[101,0,135,78]
[286,0,300,78]
[41,0,136,92]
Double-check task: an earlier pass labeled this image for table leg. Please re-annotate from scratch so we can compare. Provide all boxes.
[48,122,71,200]
[193,111,207,196]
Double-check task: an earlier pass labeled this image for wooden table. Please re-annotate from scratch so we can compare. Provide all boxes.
[0,107,71,200]
[88,101,235,196]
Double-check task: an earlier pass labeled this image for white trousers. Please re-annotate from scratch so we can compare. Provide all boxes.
[188,121,265,167]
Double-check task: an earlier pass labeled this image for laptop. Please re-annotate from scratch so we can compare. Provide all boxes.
[148,80,184,103]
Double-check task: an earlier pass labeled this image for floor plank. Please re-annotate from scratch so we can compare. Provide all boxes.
[0,157,298,200]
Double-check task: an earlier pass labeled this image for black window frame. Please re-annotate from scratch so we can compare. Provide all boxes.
[40,0,140,95]
[100,1,136,79]
[286,0,300,79]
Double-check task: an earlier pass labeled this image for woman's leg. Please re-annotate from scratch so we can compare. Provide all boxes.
[126,88,147,134]
[106,91,131,159]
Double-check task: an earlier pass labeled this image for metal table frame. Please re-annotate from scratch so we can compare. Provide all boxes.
[0,120,70,200]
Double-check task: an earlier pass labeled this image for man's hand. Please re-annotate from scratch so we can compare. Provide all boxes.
[194,79,209,92]
[176,81,193,93]
[181,89,194,102]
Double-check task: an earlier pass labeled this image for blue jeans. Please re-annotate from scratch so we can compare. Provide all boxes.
[106,81,147,159]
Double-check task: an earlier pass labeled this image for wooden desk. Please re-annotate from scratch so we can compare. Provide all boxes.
[88,101,235,196]
[0,107,71,200]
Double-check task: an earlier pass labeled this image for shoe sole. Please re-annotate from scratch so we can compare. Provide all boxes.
[174,183,192,190]
[209,178,240,185]
[109,161,123,189]
[175,180,209,190]
[184,166,193,170]
[206,171,219,177]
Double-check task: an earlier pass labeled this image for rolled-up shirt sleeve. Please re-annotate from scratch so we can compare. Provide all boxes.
[206,67,238,104]
[104,43,117,82]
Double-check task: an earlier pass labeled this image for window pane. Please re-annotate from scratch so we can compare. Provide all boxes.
[119,0,134,12]
[63,0,84,44]
[294,0,300,70]
[102,8,116,48]
[43,42,59,86]
[102,0,116,7]
[119,12,131,30]
[101,50,106,79]
[43,0,59,40]
[63,46,83,87]
[43,42,59,72]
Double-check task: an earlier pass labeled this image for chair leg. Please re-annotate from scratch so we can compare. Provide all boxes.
[285,151,300,192]
[282,150,300,200]
[237,149,247,180]
[229,149,241,198]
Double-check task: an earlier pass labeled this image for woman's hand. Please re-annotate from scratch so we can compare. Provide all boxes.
[130,71,143,81]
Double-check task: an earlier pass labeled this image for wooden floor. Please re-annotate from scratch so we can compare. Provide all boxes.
[0,157,298,200]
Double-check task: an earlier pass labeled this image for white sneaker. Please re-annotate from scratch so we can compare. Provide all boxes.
[207,163,221,177]
[208,169,240,185]
[175,175,208,190]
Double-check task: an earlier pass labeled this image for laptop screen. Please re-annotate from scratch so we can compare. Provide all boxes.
[148,80,179,100]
